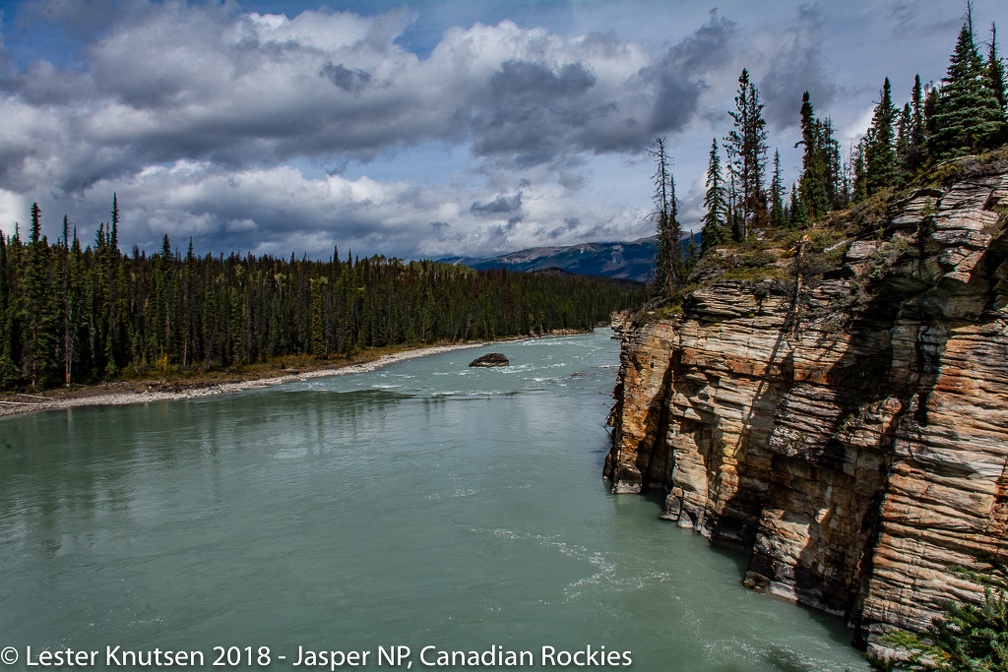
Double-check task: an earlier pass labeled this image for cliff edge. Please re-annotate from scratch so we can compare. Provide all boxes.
[604,155,1008,656]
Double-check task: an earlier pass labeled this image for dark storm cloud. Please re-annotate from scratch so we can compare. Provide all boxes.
[320,62,374,94]
[470,192,523,217]
[759,5,837,131]
[638,12,738,137]
[547,216,579,239]
[430,220,449,241]
[466,13,739,162]
[470,59,596,162]
[492,59,596,98]
[667,11,738,73]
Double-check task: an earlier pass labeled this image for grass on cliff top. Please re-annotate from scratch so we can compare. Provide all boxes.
[686,218,857,290]
[913,145,1008,191]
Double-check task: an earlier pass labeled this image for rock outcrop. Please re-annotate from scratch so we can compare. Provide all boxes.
[604,160,1008,656]
[469,352,510,367]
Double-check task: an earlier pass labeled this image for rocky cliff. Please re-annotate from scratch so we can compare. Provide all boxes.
[604,157,1008,657]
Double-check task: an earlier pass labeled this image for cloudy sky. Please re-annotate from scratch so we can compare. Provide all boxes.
[0,0,1005,261]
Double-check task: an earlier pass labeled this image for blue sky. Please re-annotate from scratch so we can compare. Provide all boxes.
[0,0,1005,260]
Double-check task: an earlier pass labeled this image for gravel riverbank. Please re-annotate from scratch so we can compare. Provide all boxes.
[0,341,493,419]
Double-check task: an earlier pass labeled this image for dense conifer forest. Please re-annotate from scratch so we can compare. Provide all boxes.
[0,198,641,391]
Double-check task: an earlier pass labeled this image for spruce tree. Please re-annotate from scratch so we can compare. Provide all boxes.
[769,149,786,229]
[988,23,1007,146]
[111,193,120,256]
[701,138,729,253]
[931,16,1005,157]
[852,140,868,204]
[24,203,55,389]
[29,202,41,245]
[789,182,807,228]
[906,74,927,171]
[797,91,829,220]
[896,103,913,173]
[0,234,10,387]
[989,24,1007,110]
[821,118,846,209]
[924,83,939,138]
[725,68,768,238]
[727,171,744,242]
[865,77,899,196]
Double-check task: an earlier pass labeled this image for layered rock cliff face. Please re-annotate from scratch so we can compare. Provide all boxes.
[604,161,1008,655]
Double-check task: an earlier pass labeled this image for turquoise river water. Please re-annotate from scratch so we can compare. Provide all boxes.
[0,330,869,671]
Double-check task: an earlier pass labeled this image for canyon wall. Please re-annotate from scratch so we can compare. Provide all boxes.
[604,163,1008,655]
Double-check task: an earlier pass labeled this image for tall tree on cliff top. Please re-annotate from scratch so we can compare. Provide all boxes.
[649,137,681,299]
[904,74,928,172]
[864,77,899,196]
[989,24,1007,110]
[851,139,868,204]
[931,8,1005,157]
[702,138,729,253]
[988,23,1008,148]
[821,118,847,209]
[796,91,828,222]
[769,149,786,229]
[725,68,768,238]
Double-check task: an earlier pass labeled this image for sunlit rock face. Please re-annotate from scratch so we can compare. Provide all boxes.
[605,164,1008,654]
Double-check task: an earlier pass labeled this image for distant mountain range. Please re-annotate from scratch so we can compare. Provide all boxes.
[441,237,656,283]
[440,233,700,284]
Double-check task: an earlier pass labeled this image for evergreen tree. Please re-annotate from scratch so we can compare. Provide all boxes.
[896,102,913,174]
[991,24,1008,111]
[797,91,829,220]
[821,118,846,209]
[725,68,768,237]
[852,140,868,204]
[931,13,1005,157]
[988,23,1008,147]
[29,202,41,245]
[906,74,927,171]
[924,82,940,139]
[649,137,681,298]
[865,77,899,196]
[989,24,1007,111]
[667,173,682,286]
[111,193,120,257]
[0,232,12,388]
[24,203,56,389]
[789,182,807,228]
[769,149,786,229]
[701,138,729,253]
[885,568,1008,672]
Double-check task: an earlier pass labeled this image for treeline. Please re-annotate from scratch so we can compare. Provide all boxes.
[0,199,642,391]
[650,5,1008,297]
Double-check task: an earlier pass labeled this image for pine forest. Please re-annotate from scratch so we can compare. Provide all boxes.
[0,202,641,392]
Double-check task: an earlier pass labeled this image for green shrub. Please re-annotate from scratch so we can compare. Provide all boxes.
[874,568,1008,671]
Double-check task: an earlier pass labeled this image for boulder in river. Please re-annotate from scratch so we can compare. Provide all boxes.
[468,353,510,367]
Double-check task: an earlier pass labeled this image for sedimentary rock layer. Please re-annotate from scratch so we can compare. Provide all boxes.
[605,165,1008,654]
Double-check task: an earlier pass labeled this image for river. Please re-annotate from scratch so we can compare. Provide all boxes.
[0,330,869,671]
